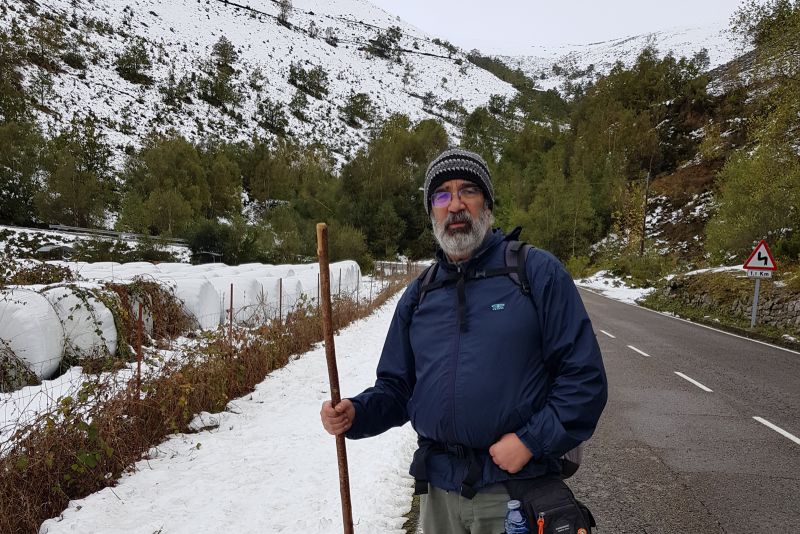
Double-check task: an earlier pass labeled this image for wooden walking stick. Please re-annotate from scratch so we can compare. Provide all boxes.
[316,223,355,534]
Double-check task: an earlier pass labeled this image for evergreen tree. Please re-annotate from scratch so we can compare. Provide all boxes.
[288,62,329,99]
[366,25,402,61]
[201,142,242,219]
[289,89,309,121]
[338,115,448,259]
[256,97,289,135]
[160,67,193,108]
[0,121,44,225]
[0,30,29,122]
[339,92,375,127]
[36,115,116,228]
[30,68,55,108]
[115,37,153,85]
[199,36,242,109]
[28,18,65,70]
[119,133,210,236]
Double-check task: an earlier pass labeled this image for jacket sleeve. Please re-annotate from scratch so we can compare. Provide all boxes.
[345,280,418,439]
[515,251,608,460]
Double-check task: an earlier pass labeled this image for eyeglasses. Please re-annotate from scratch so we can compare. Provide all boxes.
[430,185,482,208]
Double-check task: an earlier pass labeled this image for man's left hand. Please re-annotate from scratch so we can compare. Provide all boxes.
[489,433,533,474]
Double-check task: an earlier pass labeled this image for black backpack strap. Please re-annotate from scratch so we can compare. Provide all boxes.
[505,240,533,296]
[416,262,440,308]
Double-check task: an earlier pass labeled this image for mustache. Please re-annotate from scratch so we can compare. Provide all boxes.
[444,210,472,229]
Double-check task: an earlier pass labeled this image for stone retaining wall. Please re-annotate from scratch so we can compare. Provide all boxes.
[659,271,800,331]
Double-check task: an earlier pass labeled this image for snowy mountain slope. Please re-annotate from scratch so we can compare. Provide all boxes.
[3,0,515,162]
[501,20,747,93]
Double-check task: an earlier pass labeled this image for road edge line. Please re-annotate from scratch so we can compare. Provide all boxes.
[577,286,800,356]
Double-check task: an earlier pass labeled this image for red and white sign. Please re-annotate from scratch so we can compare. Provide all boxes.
[743,240,777,271]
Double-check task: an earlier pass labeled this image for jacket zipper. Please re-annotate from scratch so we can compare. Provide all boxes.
[450,264,463,439]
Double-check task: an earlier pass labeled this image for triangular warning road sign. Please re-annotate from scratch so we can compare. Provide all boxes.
[743,240,777,271]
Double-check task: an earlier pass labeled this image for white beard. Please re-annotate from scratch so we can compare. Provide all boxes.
[431,206,494,261]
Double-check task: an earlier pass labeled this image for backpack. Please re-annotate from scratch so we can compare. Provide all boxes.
[415,234,584,478]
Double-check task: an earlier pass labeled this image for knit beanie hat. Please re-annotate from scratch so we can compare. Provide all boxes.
[423,148,494,214]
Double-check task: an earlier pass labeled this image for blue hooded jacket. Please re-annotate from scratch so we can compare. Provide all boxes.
[346,228,607,492]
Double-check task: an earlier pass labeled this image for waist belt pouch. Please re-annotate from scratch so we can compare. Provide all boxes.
[504,475,595,534]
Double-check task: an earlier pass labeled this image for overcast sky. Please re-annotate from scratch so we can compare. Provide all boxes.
[368,0,746,55]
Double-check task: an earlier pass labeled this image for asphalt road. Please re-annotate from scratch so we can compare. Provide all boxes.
[571,288,800,533]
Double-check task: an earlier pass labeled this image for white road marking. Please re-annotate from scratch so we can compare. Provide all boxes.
[753,417,800,446]
[674,371,713,392]
[627,345,651,357]
[599,330,616,339]
[577,287,800,356]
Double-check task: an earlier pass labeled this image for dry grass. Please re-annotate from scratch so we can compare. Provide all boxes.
[0,276,409,533]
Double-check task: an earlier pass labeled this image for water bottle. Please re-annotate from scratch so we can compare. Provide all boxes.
[504,499,530,534]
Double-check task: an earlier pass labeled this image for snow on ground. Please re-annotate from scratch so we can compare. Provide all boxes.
[25,266,727,532]
[39,292,415,534]
[0,224,191,263]
[576,270,655,304]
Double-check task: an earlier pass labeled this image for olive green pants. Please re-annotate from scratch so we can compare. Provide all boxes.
[421,484,510,534]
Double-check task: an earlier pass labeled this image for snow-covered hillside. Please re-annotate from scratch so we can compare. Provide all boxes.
[2,0,515,162]
[501,20,747,93]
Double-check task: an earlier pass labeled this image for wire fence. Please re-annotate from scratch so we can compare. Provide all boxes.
[0,266,424,453]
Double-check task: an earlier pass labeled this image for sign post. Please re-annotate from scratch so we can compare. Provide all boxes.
[742,240,777,328]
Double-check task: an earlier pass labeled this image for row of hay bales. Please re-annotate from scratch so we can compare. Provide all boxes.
[0,260,361,391]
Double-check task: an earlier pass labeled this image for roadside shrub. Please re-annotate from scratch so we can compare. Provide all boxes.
[608,250,677,287]
[564,255,591,279]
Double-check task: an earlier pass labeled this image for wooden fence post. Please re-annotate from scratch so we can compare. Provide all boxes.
[136,303,143,396]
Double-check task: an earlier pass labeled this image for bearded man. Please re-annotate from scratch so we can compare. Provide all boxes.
[321,148,607,534]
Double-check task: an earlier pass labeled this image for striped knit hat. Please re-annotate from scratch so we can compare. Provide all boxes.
[423,148,493,214]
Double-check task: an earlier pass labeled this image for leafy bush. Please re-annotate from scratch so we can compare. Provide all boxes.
[565,255,591,278]
[328,222,372,272]
[71,239,178,263]
[607,250,677,287]
[0,255,76,288]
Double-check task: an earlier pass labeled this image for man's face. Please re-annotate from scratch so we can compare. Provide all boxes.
[430,179,493,261]
[430,179,485,231]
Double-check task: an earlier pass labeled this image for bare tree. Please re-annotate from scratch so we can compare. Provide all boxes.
[277,0,292,26]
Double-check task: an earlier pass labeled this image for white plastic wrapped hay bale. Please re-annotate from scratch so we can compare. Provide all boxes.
[206,276,266,325]
[328,261,362,296]
[155,263,195,273]
[0,288,64,379]
[233,277,268,325]
[193,263,229,273]
[41,284,118,359]
[275,276,305,317]
[112,263,161,279]
[263,264,298,278]
[245,276,281,323]
[151,276,221,331]
[289,271,322,306]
